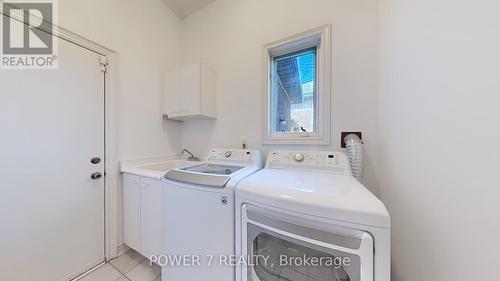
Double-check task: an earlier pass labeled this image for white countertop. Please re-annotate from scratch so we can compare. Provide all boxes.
[120,156,197,179]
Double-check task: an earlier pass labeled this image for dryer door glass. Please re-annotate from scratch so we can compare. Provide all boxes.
[247,224,360,281]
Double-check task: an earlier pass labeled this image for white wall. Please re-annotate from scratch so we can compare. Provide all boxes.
[58,0,183,245]
[60,0,182,161]
[379,0,500,280]
[178,0,381,193]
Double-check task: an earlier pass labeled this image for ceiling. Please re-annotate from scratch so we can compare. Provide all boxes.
[162,0,217,19]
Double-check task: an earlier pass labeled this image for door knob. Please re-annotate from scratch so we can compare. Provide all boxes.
[91,172,102,180]
[90,157,101,164]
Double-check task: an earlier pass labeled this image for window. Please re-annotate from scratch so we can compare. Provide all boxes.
[264,25,331,144]
[272,47,317,134]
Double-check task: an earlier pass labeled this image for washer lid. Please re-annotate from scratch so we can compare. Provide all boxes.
[165,163,251,187]
[236,169,390,228]
[180,163,245,175]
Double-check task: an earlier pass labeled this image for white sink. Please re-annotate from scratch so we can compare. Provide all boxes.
[121,160,197,179]
[137,160,195,172]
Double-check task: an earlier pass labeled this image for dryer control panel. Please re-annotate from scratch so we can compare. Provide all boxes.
[266,150,352,176]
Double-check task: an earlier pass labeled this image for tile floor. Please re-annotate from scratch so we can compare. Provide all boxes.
[79,247,161,281]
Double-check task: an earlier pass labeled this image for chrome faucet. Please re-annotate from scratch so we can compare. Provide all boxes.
[181,148,200,161]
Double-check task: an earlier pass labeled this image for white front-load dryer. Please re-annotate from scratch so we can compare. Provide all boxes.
[235,150,391,281]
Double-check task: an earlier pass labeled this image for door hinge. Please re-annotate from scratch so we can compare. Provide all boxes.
[99,56,109,73]
[100,62,109,73]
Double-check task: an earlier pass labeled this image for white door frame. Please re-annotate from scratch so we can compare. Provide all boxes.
[1,12,119,261]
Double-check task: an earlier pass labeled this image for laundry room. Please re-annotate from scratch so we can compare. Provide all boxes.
[0,0,499,281]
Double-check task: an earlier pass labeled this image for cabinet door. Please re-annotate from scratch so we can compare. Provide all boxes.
[123,174,141,252]
[140,177,163,259]
[180,64,201,115]
[164,69,180,115]
[200,64,217,118]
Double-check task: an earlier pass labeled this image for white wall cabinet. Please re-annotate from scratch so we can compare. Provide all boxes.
[123,174,162,260]
[163,63,217,121]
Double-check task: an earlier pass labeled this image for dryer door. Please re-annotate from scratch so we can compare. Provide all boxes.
[241,205,374,281]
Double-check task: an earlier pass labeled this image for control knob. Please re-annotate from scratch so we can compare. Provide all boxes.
[294,153,305,163]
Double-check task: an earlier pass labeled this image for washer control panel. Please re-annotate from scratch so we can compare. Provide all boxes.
[266,150,352,175]
[207,149,256,163]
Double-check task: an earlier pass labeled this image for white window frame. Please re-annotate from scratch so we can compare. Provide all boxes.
[263,25,332,145]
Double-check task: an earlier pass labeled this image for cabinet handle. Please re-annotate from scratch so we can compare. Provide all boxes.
[132,180,140,184]
[140,183,149,187]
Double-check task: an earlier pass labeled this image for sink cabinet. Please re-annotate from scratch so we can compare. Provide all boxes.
[123,173,162,259]
[123,174,141,252]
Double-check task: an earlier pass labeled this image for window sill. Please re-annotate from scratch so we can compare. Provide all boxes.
[264,135,331,145]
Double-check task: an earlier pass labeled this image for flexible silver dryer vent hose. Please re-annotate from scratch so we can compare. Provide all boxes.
[344,134,363,182]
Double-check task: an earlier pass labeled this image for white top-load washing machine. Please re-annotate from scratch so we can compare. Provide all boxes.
[162,148,263,281]
[235,150,390,281]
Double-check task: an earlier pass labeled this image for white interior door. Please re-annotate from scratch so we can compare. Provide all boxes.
[0,37,106,281]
